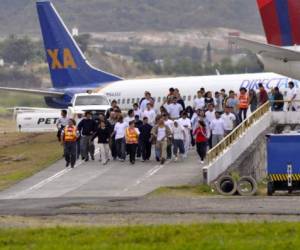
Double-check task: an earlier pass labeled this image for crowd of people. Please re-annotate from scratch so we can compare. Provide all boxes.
[57,81,298,168]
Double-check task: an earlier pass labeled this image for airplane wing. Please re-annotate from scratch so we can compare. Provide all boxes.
[234,38,300,61]
[0,87,64,97]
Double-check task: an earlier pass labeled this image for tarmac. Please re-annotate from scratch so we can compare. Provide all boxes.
[0,148,202,200]
[1,148,300,223]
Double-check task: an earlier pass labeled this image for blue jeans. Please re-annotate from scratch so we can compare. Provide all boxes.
[115,137,126,160]
[173,139,185,156]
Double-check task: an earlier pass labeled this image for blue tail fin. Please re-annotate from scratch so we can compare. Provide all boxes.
[36,1,122,89]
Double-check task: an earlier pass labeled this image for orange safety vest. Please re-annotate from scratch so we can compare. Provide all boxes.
[239,94,249,109]
[126,128,139,144]
[64,126,77,142]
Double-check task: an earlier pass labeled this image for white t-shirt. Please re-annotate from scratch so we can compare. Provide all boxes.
[287,87,297,103]
[210,118,225,135]
[164,119,174,132]
[142,109,156,125]
[221,113,236,131]
[134,109,142,118]
[157,127,166,141]
[140,99,150,112]
[168,103,183,119]
[163,103,172,114]
[193,97,205,110]
[114,122,128,139]
[178,118,191,130]
[57,117,69,128]
[124,116,135,125]
[173,125,185,140]
[205,110,216,125]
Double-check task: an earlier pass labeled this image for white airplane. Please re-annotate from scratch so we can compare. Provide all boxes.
[99,72,296,110]
[0,0,297,128]
[235,0,300,80]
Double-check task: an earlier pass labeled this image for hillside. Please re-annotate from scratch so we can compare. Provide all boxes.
[0,0,263,37]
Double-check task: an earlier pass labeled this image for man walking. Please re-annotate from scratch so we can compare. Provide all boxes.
[77,111,97,162]
[61,119,79,168]
[238,87,249,121]
[210,111,226,147]
[92,121,111,165]
[287,81,298,111]
[151,117,172,165]
[125,121,140,165]
[221,106,236,135]
[56,110,68,142]
[273,87,284,111]
[139,117,153,161]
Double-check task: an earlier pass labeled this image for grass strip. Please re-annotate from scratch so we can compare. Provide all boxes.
[0,223,299,249]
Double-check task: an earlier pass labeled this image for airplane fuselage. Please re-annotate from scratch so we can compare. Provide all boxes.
[45,72,297,109]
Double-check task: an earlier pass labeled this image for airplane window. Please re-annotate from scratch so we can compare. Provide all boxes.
[137,98,140,104]
[193,95,197,100]
[122,99,125,104]
[183,96,186,101]
[188,96,191,101]
[127,99,130,104]
[158,97,161,103]
[132,98,135,104]
[163,97,167,102]
[117,99,120,104]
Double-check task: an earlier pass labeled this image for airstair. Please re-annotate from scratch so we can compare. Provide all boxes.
[203,102,300,184]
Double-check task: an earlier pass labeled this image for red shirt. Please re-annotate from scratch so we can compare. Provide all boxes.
[194,127,208,143]
[259,89,268,105]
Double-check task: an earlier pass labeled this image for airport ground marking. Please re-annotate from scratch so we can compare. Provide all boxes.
[6,148,100,199]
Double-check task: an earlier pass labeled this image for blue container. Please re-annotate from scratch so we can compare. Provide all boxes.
[266,134,300,195]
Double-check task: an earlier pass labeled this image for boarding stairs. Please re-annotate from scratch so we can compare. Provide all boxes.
[202,101,300,184]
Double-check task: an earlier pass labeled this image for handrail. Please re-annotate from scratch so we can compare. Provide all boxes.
[206,101,270,164]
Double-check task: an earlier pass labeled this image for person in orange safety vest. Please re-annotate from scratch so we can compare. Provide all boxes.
[238,87,249,121]
[61,119,79,168]
[125,121,140,165]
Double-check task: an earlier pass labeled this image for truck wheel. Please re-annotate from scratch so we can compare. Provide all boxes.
[237,176,258,196]
[215,175,237,196]
[267,182,274,196]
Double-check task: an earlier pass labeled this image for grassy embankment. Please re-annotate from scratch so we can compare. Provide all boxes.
[0,93,61,190]
[0,131,62,191]
[0,223,299,249]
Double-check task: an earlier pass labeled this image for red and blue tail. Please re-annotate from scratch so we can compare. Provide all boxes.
[257,0,300,46]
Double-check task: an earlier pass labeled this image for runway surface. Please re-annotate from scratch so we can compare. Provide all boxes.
[0,149,203,200]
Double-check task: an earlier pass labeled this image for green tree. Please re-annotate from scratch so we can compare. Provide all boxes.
[220,57,234,74]
[206,42,212,65]
[134,49,155,63]
[1,35,36,65]
[74,33,91,54]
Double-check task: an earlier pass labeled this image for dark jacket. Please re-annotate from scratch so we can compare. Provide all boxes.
[139,123,153,141]
[92,127,111,144]
[77,118,97,136]
[151,125,172,145]
[273,92,284,111]
[177,98,185,110]
[135,120,143,131]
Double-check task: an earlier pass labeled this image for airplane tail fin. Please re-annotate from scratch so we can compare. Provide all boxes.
[36,1,122,89]
[257,0,300,47]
